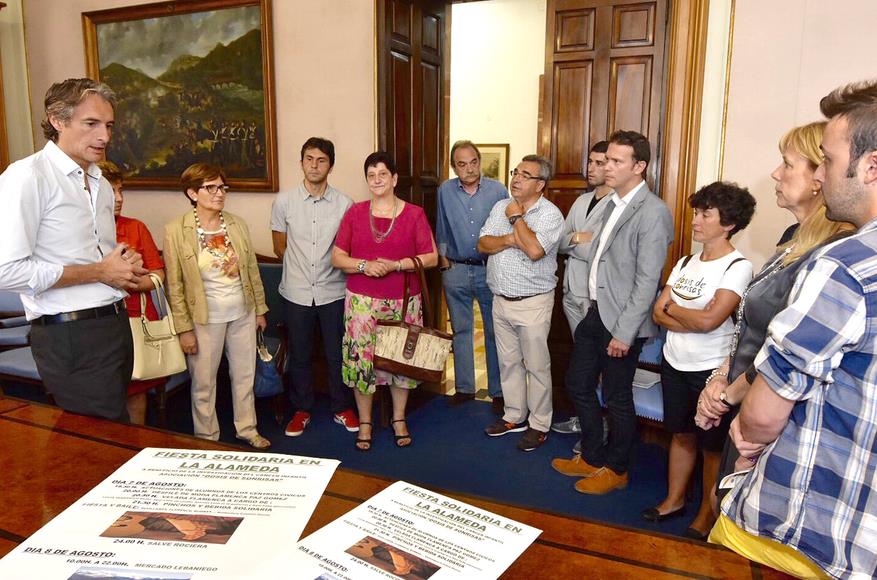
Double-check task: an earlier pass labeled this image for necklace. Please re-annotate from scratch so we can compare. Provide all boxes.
[728,247,792,359]
[193,208,231,259]
[369,197,398,243]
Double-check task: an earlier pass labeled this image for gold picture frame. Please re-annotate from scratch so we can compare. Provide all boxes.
[82,0,278,192]
[476,143,510,187]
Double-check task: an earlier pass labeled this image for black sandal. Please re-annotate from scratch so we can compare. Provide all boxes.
[355,422,373,452]
[392,419,412,448]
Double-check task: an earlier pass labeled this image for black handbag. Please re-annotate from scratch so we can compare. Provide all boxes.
[254,328,283,397]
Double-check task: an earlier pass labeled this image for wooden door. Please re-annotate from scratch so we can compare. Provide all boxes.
[539,0,669,413]
[376,0,450,391]
[540,0,667,215]
[377,0,448,323]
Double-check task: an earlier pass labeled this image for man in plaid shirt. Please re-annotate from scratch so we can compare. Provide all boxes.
[714,80,877,578]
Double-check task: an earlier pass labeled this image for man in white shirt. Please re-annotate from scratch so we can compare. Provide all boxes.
[551,131,673,494]
[271,137,357,437]
[0,78,147,421]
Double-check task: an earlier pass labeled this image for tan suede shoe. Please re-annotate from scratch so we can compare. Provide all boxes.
[551,455,601,477]
[574,467,628,495]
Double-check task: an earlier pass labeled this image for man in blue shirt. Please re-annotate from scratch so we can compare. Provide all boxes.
[712,79,877,579]
[436,141,508,413]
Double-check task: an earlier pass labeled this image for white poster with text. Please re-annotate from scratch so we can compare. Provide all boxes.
[0,447,338,579]
[289,480,541,579]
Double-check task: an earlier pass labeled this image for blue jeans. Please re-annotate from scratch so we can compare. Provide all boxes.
[566,305,644,474]
[284,297,351,414]
[442,263,501,398]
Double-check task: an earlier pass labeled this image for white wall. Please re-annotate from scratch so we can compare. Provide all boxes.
[450,0,546,173]
[720,0,877,268]
[20,0,376,255]
[0,0,34,161]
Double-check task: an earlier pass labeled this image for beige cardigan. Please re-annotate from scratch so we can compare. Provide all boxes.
[163,210,268,333]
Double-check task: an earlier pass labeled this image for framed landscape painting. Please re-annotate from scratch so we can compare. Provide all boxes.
[477,143,510,187]
[83,0,278,191]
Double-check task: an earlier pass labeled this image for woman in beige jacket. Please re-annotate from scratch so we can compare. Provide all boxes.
[164,163,270,449]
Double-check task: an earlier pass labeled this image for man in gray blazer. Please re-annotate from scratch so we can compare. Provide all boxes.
[551,130,673,494]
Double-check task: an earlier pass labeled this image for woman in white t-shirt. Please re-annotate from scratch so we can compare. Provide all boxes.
[642,182,756,538]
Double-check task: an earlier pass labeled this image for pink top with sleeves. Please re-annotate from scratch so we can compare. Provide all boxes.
[334,201,435,300]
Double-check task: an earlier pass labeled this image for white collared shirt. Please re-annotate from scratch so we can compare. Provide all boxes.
[270,181,353,306]
[0,141,124,319]
[588,180,647,299]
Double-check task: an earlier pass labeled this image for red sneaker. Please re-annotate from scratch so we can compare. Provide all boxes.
[284,411,311,437]
[334,409,360,432]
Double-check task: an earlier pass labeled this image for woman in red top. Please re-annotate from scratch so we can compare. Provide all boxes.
[332,152,438,451]
[99,161,166,424]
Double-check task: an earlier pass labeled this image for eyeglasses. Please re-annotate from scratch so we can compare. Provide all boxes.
[199,184,230,195]
[510,170,545,181]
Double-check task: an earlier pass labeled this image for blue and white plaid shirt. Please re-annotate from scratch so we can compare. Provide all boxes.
[481,196,564,297]
[723,217,877,579]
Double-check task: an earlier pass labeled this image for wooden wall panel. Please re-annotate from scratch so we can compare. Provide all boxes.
[556,8,595,52]
[552,62,593,176]
[392,0,411,41]
[609,56,652,136]
[612,2,655,47]
[390,51,413,178]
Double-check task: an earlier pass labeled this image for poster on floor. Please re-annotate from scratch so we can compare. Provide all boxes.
[288,480,541,579]
[0,447,338,578]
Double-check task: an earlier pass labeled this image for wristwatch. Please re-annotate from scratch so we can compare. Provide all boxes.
[719,391,732,408]
[357,260,367,274]
[508,214,524,226]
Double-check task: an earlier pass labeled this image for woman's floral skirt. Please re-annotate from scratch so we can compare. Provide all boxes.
[342,290,422,394]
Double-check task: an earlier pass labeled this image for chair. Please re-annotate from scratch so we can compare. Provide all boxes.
[257,258,289,425]
[0,346,53,404]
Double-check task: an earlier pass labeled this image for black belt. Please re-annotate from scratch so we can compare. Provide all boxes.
[449,258,486,266]
[32,300,126,326]
[498,294,540,302]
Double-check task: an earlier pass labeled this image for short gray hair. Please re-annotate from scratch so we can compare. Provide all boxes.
[521,154,553,181]
[41,78,116,142]
[450,140,480,162]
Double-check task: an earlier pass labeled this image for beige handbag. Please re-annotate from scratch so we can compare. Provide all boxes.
[130,273,187,380]
[374,256,452,383]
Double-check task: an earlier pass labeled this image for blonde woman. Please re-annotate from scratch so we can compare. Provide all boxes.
[693,122,854,539]
[164,163,270,449]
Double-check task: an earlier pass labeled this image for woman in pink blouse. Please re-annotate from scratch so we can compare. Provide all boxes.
[332,151,438,451]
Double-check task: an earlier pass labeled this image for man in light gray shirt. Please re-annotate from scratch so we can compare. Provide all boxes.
[271,137,356,438]
[553,140,611,437]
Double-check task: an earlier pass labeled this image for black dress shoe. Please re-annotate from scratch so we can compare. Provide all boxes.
[683,527,709,541]
[491,396,504,416]
[450,392,476,406]
[640,505,686,522]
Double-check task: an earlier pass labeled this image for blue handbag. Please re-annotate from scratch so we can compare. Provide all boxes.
[254,329,283,397]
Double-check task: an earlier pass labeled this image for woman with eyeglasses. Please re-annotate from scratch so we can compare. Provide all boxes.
[332,151,438,451]
[164,163,271,449]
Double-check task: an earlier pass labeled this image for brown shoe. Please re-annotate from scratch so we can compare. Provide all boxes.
[551,455,601,477]
[574,467,628,495]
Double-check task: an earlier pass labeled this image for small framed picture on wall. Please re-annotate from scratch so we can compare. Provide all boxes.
[476,143,510,187]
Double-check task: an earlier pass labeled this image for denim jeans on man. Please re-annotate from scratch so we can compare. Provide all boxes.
[284,298,350,413]
[566,304,644,474]
[442,262,501,398]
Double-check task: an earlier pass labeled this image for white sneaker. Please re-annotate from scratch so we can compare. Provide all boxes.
[551,416,581,434]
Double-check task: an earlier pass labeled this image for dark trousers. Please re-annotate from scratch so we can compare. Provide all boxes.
[30,308,133,422]
[566,305,644,474]
[284,297,350,414]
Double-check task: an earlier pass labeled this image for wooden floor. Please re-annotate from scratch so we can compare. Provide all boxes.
[0,396,793,579]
